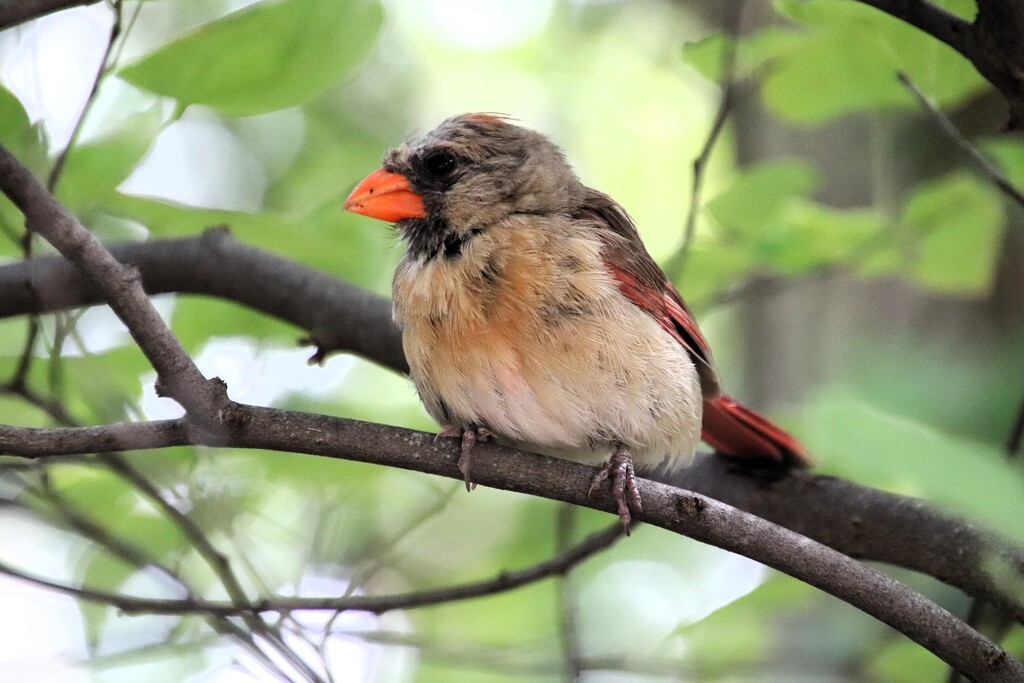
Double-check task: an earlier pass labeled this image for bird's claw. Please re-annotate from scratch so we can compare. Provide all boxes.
[438,425,490,491]
[589,446,642,534]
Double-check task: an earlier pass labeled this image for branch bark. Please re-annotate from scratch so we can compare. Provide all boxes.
[0,521,626,616]
[0,228,406,373]
[853,0,1024,130]
[1,234,1023,622]
[0,0,100,30]
[1,412,1022,681]
[0,119,1021,677]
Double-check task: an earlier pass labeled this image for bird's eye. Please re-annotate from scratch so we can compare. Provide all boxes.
[423,151,458,178]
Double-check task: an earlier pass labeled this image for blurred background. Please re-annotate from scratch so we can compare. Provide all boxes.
[0,0,1021,680]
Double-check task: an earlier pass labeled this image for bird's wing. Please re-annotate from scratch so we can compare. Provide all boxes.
[575,188,721,398]
[577,188,810,466]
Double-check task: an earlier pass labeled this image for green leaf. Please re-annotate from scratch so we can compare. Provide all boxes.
[677,241,756,306]
[980,137,1024,189]
[62,349,154,423]
[707,159,819,234]
[0,84,47,259]
[804,391,1024,542]
[119,0,384,116]
[681,27,797,83]
[899,172,1004,295]
[75,549,144,653]
[0,84,47,172]
[770,200,884,272]
[680,576,813,671]
[764,0,986,123]
[868,632,948,682]
[55,108,163,215]
[263,111,387,215]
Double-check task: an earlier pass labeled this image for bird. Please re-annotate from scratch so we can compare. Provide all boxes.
[344,113,809,529]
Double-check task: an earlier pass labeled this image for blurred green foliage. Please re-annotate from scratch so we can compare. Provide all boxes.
[0,0,1021,681]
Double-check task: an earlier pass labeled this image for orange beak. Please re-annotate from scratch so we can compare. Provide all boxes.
[343,168,426,222]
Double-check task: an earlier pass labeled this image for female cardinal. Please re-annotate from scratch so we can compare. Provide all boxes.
[344,113,808,528]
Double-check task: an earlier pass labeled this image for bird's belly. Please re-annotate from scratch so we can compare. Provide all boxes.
[402,302,703,470]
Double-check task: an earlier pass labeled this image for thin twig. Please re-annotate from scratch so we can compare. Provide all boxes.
[8,0,122,406]
[1,474,296,682]
[99,454,327,683]
[0,143,228,419]
[342,484,460,598]
[555,504,585,680]
[0,522,626,617]
[46,0,122,192]
[665,18,741,281]
[898,72,1024,210]
[1,382,79,425]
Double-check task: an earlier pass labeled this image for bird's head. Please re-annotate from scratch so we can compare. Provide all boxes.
[344,114,583,259]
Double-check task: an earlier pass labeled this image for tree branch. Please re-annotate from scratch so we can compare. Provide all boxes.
[0,521,625,617]
[898,71,1024,209]
[0,0,101,30]
[854,0,973,53]
[853,0,1024,130]
[0,228,406,373]
[0,411,1021,680]
[0,133,1021,677]
[1,235,1022,621]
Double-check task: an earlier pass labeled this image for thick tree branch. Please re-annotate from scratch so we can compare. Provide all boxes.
[0,228,406,373]
[0,121,1020,677]
[0,0,100,30]
[0,412,1021,681]
[1,235,1023,624]
[854,0,1024,130]
[855,0,973,53]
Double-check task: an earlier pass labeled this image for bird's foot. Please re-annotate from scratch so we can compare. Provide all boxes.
[589,445,642,533]
[436,425,491,491]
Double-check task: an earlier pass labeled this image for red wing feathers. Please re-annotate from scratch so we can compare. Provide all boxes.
[603,261,718,394]
[576,187,810,466]
[576,189,721,396]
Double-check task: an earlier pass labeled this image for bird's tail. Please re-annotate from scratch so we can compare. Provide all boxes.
[701,395,811,467]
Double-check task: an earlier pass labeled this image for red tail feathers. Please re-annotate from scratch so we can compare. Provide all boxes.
[701,395,811,467]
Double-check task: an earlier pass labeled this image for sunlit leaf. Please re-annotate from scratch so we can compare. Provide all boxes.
[980,137,1024,190]
[681,27,798,83]
[869,637,947,682]
[764,0,986,122]
[770,200,884,272]
[706,159,819,233]
[55,108,164,215]
[0,84,47,173]
[0,85,47,259]
[680,576,812,671]
[899,172,1004,295]
[119,0,384,116]
[677,242,757,306]
[803,391,1024,541]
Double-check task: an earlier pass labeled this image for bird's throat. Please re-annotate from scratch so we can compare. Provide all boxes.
[401,217,484,262]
